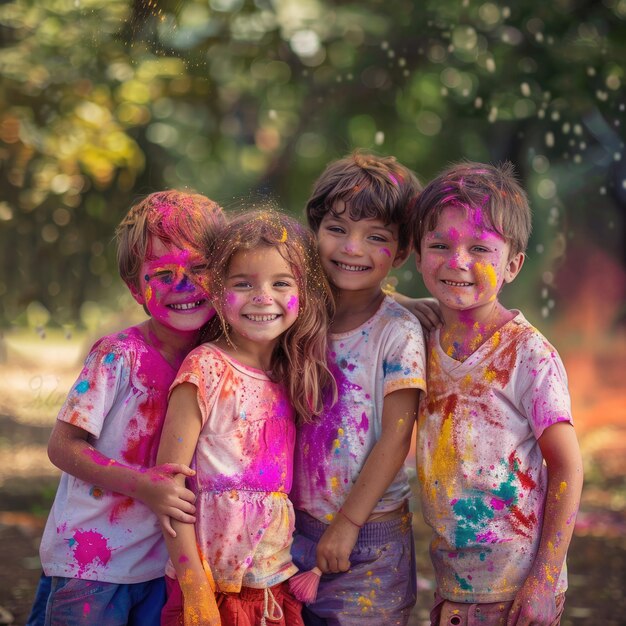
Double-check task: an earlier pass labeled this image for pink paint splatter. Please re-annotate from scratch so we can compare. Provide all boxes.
[287,295,299,312]
[380,247,391,257]
[69,529,112,575]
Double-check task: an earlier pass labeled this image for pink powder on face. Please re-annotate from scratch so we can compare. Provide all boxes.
[69,529,112,575]
[287,295,299,312]
[380,248,391,257]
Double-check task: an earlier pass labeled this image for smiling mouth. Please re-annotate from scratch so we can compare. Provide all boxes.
[243,314,280,322]
[334,261,370,272]
[442,280,473,287]
[168,300,205,311]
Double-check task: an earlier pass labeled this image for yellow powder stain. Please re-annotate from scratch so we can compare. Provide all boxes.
[460,374,473,392]
[474,261,498,288]
[330,476,340,493]
[357,590,376,611]
[366,570,373,576]
[325,513,334,523]
[145,285,152,302]
[545,564,556,584]
[279,227,288,242]
[556,481,568,500]
[337,427,344,436]
[491,331,501,348]
[332,438,341,451]
[470,333,484,352]
[429,413,457,500]
[484,369,496,383]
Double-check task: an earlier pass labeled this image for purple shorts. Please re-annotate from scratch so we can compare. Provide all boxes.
[291,508,417,626]
[430,590,566,626]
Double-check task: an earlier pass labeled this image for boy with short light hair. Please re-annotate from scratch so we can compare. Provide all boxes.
[33,190,225,625]
[412,161,583,626]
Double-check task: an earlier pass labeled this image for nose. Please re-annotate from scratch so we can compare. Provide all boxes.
[252,293,273,305]
[343,236,362,256]
[449,249,470,269]
[175,273,196,292]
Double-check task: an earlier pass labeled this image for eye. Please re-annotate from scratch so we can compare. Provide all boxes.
[472,246,490,253]
[326,225,345,234]
[190,264,207,274]
[368,234,388,243]
[153,270,174,284]
[274,280,293,288]
[428,243,447,250]
[231,280,252,289]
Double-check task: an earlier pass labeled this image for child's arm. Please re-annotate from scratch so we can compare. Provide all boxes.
[506,421,583,626]
[48,420,197,537]
[157,382,221,626]
[315,388,420,573]
[392,292,443,331]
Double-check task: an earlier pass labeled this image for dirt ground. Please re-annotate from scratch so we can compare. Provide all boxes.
[0,330,625,625]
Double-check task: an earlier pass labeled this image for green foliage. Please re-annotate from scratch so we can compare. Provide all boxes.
[0,0,624,325]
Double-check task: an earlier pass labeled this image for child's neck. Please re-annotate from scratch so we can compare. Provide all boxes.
[212,334,275,372]
[440,301,516,362]
[142,320,201,369]
[331,286,385,333]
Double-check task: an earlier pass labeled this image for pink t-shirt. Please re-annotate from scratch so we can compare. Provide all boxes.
[417,312,573,603]
[166,344,298,591]
[40,326,175,583]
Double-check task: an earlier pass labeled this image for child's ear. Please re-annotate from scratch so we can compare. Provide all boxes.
[392,247,411,268]
[128,282,145,305]
[503,251,525,284]
[414,250,422,273]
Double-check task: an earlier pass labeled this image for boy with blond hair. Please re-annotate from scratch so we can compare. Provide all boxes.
[412,162,583,626]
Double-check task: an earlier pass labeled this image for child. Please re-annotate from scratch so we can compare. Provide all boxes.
[156,209,336,626]
[34,190,226,625]
[412,162,583,626]
[290,152,428,625]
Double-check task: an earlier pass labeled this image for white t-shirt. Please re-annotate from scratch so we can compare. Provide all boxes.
[292,296,427,523]
[417,312,573,603]
[40,326,175,583]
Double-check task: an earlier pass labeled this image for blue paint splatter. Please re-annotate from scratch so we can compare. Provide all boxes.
[75,380,90,394]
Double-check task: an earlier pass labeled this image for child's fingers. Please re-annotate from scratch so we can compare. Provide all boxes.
[160,515,177,538]
[166,463,196,477]
[169,509,197,525]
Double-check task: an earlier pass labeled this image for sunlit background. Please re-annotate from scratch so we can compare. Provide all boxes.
[0,1,624,624]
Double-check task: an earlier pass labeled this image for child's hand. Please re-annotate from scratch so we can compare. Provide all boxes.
[506,573,558,626]
[315,514,360,574]
[394,293,443,331]
[136,463,197,537]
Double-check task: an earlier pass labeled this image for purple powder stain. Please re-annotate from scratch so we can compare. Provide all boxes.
[70,529,112,575]
[380,247,391,257]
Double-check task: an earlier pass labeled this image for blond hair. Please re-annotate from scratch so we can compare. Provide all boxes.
[116,190,226,291]
[210,209,337,423]
[412,161,532,256]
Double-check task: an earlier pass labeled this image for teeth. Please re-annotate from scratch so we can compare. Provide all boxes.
[336,262,369,272]
[170,300,202,310]
[443,280,473,287]
[245,314,279,322]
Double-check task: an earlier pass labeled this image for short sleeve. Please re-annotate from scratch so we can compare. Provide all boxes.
[171,345,227,428]
[57,340,129,438]
[381,308,427,396]
[518,342,573,439]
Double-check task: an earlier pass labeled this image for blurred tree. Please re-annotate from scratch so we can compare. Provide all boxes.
[0,0,623,326]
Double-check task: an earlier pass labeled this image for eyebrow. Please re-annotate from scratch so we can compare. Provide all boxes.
[227,272,295,280]
[325,215,396,234]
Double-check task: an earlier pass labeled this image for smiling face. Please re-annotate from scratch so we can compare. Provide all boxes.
[219,246,300,351]
[131,235,215,333]
[416,204,524,322]
[316,204,408,294]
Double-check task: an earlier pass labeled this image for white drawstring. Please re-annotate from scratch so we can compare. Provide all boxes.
[260,586,284,625]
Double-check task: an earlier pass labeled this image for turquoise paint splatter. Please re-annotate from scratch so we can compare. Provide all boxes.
[453,497,494,546]
[454,572,473,591]
[75,380,90,394]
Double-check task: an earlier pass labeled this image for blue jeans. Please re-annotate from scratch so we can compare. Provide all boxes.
[44,575,166,626]
[26,573,52,626]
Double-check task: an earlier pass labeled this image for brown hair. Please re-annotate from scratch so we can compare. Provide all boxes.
[306,151,422,251]
[210,208,337,424]
[412,161,532,256]
[116,190,226,291]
